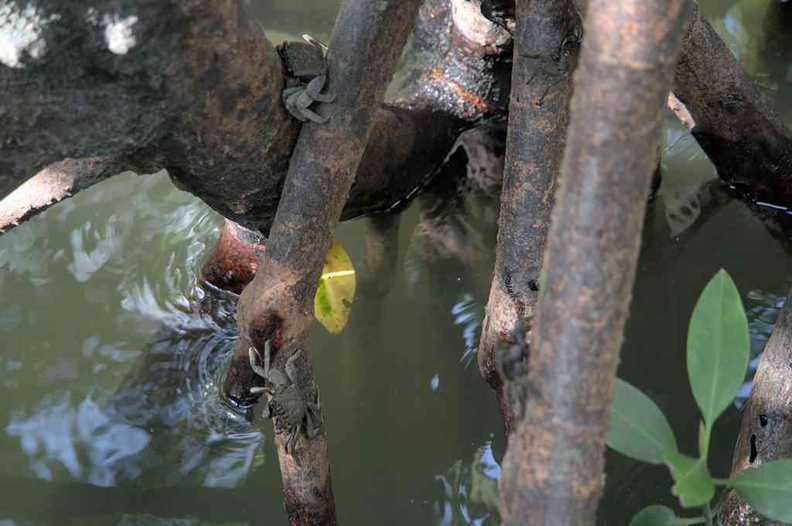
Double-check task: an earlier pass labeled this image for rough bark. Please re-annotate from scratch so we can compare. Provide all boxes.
[673,4,792,207]
[0,0,297,217]
[719,287,792,526]
[392,0,512,121]
[476,0,580,436]
[222,1,422,524]
[498,0,692,523]
[0,0,471,236]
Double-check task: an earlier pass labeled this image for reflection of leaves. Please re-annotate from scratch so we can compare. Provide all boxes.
[434,443,501,525]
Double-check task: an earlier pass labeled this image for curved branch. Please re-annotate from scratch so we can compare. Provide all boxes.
[0,157,124,233]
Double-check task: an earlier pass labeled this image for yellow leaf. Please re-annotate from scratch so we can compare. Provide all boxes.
[314,239,356,334]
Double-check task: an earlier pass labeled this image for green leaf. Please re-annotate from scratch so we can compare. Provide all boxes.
[730,459,792,523]
[607,379,678,464]
[628,505,678,526]
[314,239,356,334]
[664,450,715,508]
[687,269,749,427]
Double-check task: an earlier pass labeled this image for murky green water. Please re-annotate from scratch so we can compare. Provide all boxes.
[0,1,790,525]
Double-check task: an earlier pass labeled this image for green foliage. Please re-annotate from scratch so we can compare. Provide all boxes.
[607,379,677,464]
[608,270,792,524]
[730,459,792,523]
[686,269,750,433]
[663,450,715,507]
[628,506,677,526]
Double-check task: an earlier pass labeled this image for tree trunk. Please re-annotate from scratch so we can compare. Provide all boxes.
[222,1,422,524]
[719,286,792,526]
[476,0,580,436]
[499,0,692,523]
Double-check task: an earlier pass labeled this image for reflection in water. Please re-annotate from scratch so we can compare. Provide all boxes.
[434,442,501,526]
[0,173,264,524]
[452,294,481,368]
[735,284,791,407]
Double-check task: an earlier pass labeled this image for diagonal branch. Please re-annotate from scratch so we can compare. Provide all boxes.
[222,1,422,524]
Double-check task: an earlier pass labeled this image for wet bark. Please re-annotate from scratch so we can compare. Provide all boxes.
[476,0,580,436]
[672,4,792,207]
[201,220,267,295]
[392,0,512,121]
[719,286,792,526]
[222,1,422,524]
[498,0,691,523]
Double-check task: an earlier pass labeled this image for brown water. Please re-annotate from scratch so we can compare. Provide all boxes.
[0,1,790,525]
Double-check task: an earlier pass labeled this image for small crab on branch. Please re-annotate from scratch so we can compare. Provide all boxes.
[249,341,324,454]
[278,34,336,123]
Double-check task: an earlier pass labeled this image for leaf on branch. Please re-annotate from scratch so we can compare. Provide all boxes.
[686,269,749,428]
[628,505,678,526]
[664,450,715,508]
[314,238,356,334]
[730,459,792,523]
[607,378,678,464]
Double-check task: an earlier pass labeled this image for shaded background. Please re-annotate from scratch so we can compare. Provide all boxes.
[0,0,790,524]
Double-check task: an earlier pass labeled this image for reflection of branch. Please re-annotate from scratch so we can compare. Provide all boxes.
[0,157,122,235]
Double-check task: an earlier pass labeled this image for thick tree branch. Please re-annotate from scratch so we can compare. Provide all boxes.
[476,0,579,436]
[499,0,691,523]
[0,0,471,236]
[719,287,792,526]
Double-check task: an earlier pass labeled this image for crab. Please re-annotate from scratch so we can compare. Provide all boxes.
[279,35,336,123]
[249,341,323,454]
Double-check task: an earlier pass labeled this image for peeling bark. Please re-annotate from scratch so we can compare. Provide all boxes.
[673,4,792,207]
[719,287,792,526]
[223,1,422,524]
[498,0,691,523]
[476,0,579,436]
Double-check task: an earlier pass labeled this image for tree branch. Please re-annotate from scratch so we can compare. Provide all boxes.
[499,0,692,522]
[673,4,792,207]
[0,157,124,233]
[719,286,792,525]
[476,0,580,436]
[222,1,422,523]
